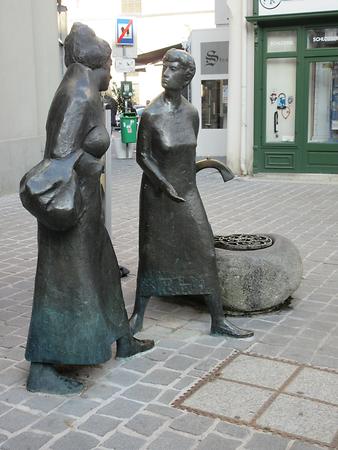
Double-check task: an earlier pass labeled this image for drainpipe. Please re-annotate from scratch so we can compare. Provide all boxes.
[240,0,248,175]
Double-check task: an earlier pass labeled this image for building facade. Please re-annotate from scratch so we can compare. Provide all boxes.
[2,0,337,196]
[0,0,60,195]
[249,0,338,174]
[197,0,338,175]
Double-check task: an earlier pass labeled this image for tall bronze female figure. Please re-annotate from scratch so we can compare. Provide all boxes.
[20,23,153,395]
[130,49,253,339]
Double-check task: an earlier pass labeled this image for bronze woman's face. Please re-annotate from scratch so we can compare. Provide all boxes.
[161,60,187,91]
[98,57,112,91]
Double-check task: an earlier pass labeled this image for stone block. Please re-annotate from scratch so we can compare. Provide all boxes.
[145,403,183,418]
[196,434,241,450]
[179,344,213,359]
[126,413,166,436]
[216,234,302,313]
[79,414,121,436]
[1,431,51,450]
[33,413,75,434]
[102,431,146,450]
[170,413,214,435]
[122,357,157,373]
[52,431,100,450]
[57,398,100,417]
[24,395,65,412]
[0,368,26,386]
[141,369,179,386]
[106,368,142,387]
[123,384,162,402]
[164,355,197,371]
[84,383,120,400]
[157,388,180,405]
[145,348,175,362]
[216,421,251,439]
[98,397,143,418]
[147,430,195,450]
[243,432,290,450]
[0,409,38,432]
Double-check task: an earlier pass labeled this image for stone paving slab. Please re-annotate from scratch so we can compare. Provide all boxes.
[286,367,338,405]
[220,353,296,389]
[175,351,338,448]
[257,394,338,446]
[183,378,273,421]
[0,159,338,449]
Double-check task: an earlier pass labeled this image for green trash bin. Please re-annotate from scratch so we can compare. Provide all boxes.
[120,113,137,144]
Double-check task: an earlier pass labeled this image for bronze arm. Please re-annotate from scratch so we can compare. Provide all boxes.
[195,158,234,183]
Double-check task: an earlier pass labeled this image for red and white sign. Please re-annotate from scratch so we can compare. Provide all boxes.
[116,18,134,46]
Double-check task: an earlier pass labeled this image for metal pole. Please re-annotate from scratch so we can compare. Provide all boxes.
[122,47,129,155]
[104,109,113,238]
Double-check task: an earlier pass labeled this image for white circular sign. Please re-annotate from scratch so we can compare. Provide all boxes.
[260,0,282,9]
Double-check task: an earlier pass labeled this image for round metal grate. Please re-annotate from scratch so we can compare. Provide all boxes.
[214,234,273,251]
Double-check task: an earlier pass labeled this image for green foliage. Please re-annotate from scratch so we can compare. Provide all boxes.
[110,82,125,113]
[110,82,135,113]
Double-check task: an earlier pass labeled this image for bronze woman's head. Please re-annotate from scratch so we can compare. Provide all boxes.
[64,22,111,69]
[162,48,196,90]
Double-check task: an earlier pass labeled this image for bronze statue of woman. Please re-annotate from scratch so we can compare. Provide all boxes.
[130,49,253,339]
[20,23,153,395]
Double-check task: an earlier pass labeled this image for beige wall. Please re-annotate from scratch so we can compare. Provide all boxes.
[226,0,254,175]
[0,0,60,195]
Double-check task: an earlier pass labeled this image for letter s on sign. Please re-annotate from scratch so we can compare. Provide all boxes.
[205,50,219,67]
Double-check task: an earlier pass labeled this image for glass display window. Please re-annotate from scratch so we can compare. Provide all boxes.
[265,58,296,143]
[201,80,228,129]
[267,31,297,53]
[308,61,338,143]
[307,28,338,49]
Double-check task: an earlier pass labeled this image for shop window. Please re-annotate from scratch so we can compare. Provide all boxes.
[265,58,296,143]
[201,80,227,129]
[308,62,338,143]
[267,31,297,53]
[121,0,142,14]
[307,28,338,49]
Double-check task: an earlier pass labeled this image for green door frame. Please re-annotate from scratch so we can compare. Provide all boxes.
[254,26,301,172]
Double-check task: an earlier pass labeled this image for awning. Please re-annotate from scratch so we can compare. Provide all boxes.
[135,43,183,66]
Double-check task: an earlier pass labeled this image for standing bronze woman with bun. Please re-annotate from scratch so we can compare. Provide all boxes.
[20,23,153,395]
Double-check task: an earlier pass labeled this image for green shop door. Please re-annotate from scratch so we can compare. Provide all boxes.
[255,26,338,173]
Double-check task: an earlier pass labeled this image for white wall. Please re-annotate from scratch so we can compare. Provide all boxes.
[226,0,254,175]
[0,0,60,194]
[190,27,229,157]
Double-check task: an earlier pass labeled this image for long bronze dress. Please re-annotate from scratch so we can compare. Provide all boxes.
[20,63,129,365]
[136,94,220,299]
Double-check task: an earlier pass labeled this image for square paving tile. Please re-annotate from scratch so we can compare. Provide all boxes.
[220,353,297,389]
[285,367,338,405]
[174,351,338,448]
[257,394,338,445]
[183,378,272,422]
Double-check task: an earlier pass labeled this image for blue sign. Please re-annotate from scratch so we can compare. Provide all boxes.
[116,18,134,46]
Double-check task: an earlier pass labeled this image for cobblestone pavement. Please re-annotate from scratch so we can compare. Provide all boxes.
[0,157,338,449]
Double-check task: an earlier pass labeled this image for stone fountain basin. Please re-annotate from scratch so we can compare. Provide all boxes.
[215,234,303,314]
